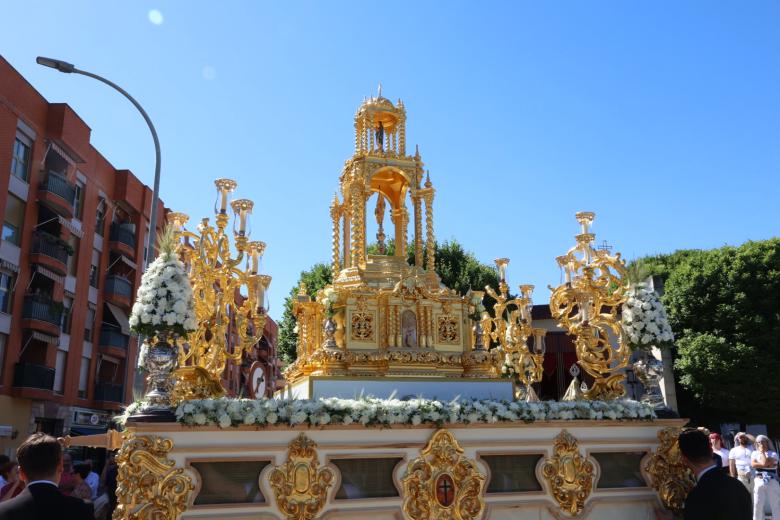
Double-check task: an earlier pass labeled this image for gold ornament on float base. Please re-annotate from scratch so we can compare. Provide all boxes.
[484,258,547,401]
[549,211,630,400]
[541,429,595,516]
[113,433,194,520]
[268,433,334,520]
[168,179,271,402]
[644,427,695,515]
[402,429,486,520]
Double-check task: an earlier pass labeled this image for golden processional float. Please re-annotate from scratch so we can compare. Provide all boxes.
[63,91,698,520]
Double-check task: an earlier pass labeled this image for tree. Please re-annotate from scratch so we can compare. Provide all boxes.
[635,238,780,424]
[277,240,499,363]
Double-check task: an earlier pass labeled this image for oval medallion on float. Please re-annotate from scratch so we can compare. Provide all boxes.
[435,473,456,507]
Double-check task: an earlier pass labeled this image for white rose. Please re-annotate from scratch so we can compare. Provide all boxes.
[193,413,207,425]
[266,412,278,424]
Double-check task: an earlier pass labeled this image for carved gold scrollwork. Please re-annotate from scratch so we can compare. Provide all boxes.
[269,433,335,520]
[644,427,695,515]
[437,315,459,344]
[113,433,194,520]
[402,429,486,520]
[350,311,374,341]
[541,429,594,516]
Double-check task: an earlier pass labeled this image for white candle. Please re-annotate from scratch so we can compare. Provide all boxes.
[220,191,228,213]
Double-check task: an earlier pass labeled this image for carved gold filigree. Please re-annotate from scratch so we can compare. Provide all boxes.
[350,311,375,341]
[541,429,594,516]
[269,433,334,520]
[402,429,486,520]
[437,315,459,343]
[113,433,194,520]
[644,427,695,515]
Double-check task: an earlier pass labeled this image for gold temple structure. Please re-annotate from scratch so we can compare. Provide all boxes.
[284,91,508,398]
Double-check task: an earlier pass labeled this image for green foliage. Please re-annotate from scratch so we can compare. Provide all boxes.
[276,263,333,363]
[277,240,499,363]
[639,238,780,423]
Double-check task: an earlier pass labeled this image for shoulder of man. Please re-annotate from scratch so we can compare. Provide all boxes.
[61,494,95,518]
[0,487,34,517]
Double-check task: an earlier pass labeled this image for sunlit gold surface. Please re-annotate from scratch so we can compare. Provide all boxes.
[268,433,334,520]
[644,427,695,515]
[401,429,486,520]
[166,180,270,401]
[549,212,630,400]
[541,429,595,516]
[113,433,194,520]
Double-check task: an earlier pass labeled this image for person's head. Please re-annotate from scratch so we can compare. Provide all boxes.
[62,452,72,471]
[756,435,774,452]
[73,463,90,482]
[735,432,750,447]
[678,429,713,471]
[15,433,63,484]
[709,432,723,450]
[0,461,17,482]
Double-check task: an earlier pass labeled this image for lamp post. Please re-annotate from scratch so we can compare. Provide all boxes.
[36,57,162,267]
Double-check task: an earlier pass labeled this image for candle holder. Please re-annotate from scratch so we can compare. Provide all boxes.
[168,179,271,402]
[549,211,630,401]
[484,258,547,401]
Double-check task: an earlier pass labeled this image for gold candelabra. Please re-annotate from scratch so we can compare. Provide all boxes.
[167,178,271,402]
[484,258,547,401]
[549,211,629,401]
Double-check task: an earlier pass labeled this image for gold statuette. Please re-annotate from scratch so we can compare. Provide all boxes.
[541,429,594,516]
[113,433,194,520]
[402,429,486,520]
[643,427,695,515]
[268,433,335,520]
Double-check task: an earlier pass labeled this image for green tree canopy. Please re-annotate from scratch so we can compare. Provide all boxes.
[633,238,780,424]
[276,240,499,363]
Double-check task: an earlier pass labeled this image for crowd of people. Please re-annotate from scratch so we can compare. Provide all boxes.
[0,434,118,520]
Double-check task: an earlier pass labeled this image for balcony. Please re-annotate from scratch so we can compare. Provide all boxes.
[21,295,63,336]
[13,362,55,391]
[94,382,124,403]
[37,172,76,218]
[30,231,68,274]
[104,275,134,309]
[100,326,129,350]
[109,223,137,257]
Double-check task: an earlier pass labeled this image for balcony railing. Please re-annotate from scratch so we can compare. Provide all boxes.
[105,275,133,299]
[22,295,62,326]
[94,382,124,403]
[109,223,137,250]
[13,362,55,391]
[31,231,69,265]
[99,326,129,350]
[39,171,76,206]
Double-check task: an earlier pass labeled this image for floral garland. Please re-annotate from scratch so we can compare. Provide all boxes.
[117,397,658,429]
[621,284,674,351]
[129,228,197,338]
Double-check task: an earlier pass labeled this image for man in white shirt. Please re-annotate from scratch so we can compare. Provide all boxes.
[84,460,99,501]
[730,432,755,493]
[751,435,779,520]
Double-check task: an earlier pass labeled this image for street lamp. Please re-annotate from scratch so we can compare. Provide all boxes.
[36,56,162,267]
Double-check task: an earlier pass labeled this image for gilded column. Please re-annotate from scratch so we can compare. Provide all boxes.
[400,205,409,260]
[350,182,361,268]
[399,113,406,155]
[330,195,341,274]
[424,174,435,272]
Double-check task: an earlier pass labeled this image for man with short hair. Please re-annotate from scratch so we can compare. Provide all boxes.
[679,428,751,519]
[0,433,94,520]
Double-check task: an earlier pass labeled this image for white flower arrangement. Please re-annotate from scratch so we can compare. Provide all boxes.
[122,396,659,429]
[129,226,197,338]
[317,286,338,317]
[621,284,674,351]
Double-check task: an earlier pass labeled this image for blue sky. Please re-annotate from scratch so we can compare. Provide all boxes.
[3,1,779,320]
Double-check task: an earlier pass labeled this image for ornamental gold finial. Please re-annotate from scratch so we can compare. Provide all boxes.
[377,82,382,98]
[549,212,629,400]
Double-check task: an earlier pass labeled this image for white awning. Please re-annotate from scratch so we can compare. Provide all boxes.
[58,216,84,238]
[31,331,59,345]
[0,260,19,273]
[35,265,65,284]
[118,254,137,271]
[104,302,130,335]
[48,141,76,165]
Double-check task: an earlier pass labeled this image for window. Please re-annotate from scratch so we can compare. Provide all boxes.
[89,248,100,288]
[95,198,106,236]
[84,305,96,342]
[2,194,26,246]
[78,355,90,398]
[0,271,14,314]
[0,334,6,384]
[11,136,32,182]
[74,180,86,220]
[61,296,73,334]
[54,349,67,394]
[66,236,80,276]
